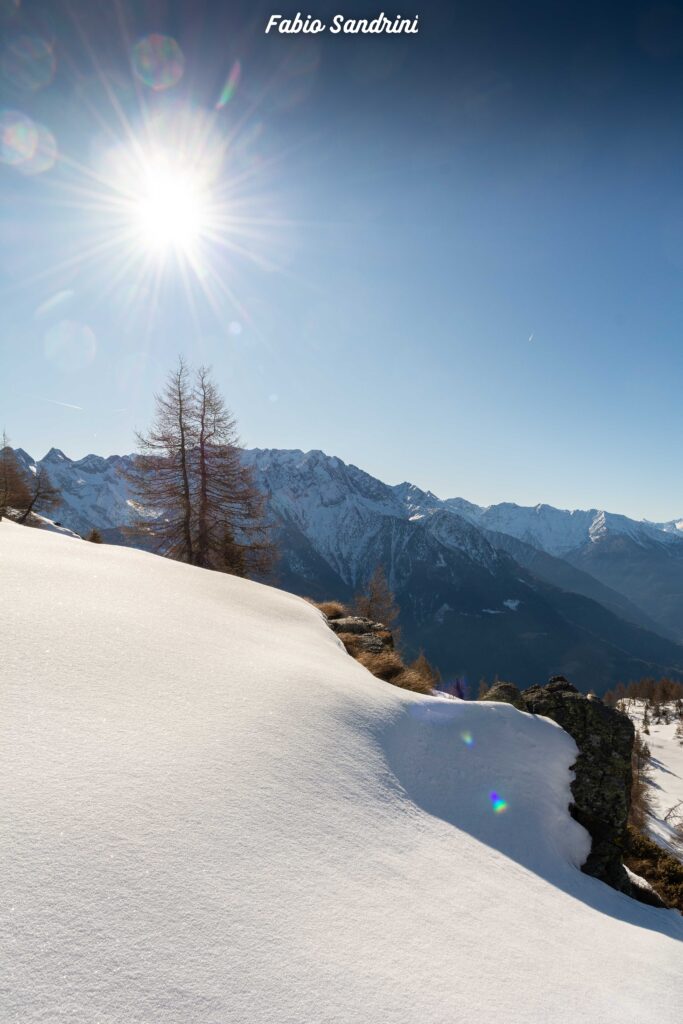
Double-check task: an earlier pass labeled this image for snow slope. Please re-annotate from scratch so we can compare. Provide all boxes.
[1,522,681,1023]
[622,700,683,855]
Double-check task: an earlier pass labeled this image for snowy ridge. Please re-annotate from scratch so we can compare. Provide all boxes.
[17,444,683,561]
[15,447,138,537]
[447,499,683,557]
[0,521,681,1022]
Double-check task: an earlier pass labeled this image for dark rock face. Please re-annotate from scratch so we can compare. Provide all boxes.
[521,676,634,892]
[485,675,635,892]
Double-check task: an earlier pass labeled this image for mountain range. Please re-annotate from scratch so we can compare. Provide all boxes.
[12,444,683,694]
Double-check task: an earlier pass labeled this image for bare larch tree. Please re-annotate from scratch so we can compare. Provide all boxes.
[0,434,31,520]
[17,465,61,524]
[128,359,272,577]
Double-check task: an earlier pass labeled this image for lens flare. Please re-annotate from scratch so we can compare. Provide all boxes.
[1,35,55,92]
[490,791,508,814]
[132,34,184,91]
[18,121,57,174]
[460,730,474,747]
[0,108,36,165]
[216,60,241,109]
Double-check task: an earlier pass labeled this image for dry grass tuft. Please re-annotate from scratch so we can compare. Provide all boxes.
[337,632,362,657]
[391,667,435,695]
[357,649,405,682]
[315,595,437,696]
[356,649,435,694]
[315,600,349,620]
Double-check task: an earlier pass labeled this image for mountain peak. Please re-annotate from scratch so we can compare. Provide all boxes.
[43,447,69,463]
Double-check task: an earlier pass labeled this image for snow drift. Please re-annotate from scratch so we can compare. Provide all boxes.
[0,521,681,1023]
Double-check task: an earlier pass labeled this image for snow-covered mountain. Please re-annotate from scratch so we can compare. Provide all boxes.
[1,520,681,1022]
[447,499,683,557]
[13,446,137,538]
[18,443,683,565]
[13,444,683,691]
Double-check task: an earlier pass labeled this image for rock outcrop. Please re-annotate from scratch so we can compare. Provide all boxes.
[482,675,635,892]
[327,616,394,654]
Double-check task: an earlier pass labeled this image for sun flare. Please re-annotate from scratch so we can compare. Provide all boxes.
[133,156,208,254]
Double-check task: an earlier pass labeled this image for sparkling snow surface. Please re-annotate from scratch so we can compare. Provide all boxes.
[1,522,681,1023]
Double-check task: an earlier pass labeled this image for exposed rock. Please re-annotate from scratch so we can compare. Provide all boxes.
[353,632,393,653]
[327,616,394,654]
[480,674,635,893]
[522,676,634,892]
[479,681,526,710]
[328,616,388,635]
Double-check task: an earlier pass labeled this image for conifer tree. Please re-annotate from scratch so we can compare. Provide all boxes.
[192,365,272,576]
[127,358,272,577]
[0,434,31,520]
[409,651,441,690]
[16,464,61,524]
[127,358,198,561]
[353,565,399,629]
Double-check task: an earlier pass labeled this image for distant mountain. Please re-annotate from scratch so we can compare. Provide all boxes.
[13,447,136,538]
[13,444,683,693]
[447,499,683,557]
[480,528,670,638]
[449,498,683,642]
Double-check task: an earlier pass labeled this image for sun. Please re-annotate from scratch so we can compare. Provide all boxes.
[43,101,285,327]
[133,155,209,254]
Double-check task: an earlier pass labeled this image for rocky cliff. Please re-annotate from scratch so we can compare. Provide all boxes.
[483,676,634,892]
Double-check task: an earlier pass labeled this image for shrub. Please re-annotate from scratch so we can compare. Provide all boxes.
[624,825,683,911]
[86,528,103,543]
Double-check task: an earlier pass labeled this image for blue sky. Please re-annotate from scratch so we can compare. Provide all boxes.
[3,1,683,519]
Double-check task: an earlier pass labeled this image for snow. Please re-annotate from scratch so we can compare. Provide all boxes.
[622,700,683,856]
[14,443,683,570]
[1,522,681,1023]
[448,500,683,557]
[625,865,656,893]
[504,598,521,611]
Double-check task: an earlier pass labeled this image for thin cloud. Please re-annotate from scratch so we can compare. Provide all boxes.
[42,398,83,411]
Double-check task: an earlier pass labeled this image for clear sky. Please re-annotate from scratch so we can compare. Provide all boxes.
[3,0,683,520]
